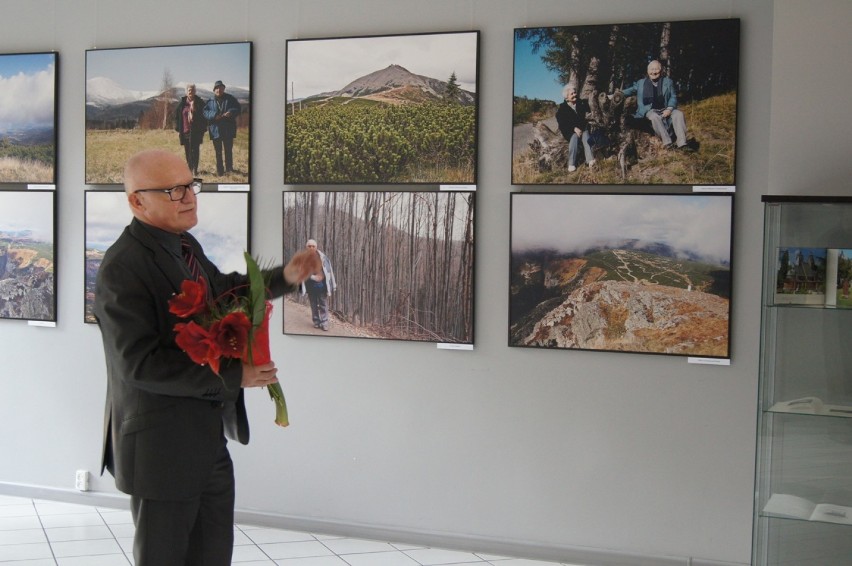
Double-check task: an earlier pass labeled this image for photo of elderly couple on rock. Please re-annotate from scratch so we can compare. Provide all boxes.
[513,18,740,185]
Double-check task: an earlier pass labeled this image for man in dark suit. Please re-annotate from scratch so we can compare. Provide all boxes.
[94,149,318,566]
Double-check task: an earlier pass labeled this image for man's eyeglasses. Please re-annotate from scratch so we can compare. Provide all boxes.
[134,179,202,201]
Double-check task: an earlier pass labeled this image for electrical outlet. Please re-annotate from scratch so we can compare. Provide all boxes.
[75,470,90,492]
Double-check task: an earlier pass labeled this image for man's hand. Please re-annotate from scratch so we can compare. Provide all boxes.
[242,361,278,388]
[284,249,322,285]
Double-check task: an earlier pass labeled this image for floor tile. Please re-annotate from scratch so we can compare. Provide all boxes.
[342,550,421,565]
[321,537,398,555]
[0,504,37,518]
[40,512,106,529]
[106,523,135,538]
[259,540,336,560]
[0,527,48,544]
[0,541,55,561]
[50,538,123,557]
[0,515,43,530]
[46,524,114,542]
[34,501,98,515]
[243,526,316,544]
[405,547,486,564]
[98,510,133,525]
[57,554,131,565]
[231,543,272,562]
[0,560,57,566]
[274,557,350,565]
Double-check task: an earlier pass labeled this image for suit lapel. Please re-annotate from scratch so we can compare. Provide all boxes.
[128,219,189,295]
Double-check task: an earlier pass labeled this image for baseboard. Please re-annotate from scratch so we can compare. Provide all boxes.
[0,482,746,566]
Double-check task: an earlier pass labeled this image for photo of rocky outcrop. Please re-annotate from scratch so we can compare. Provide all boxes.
[510,193,732,357]
[0,191,55,321]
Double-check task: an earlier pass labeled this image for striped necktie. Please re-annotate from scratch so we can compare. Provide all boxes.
[180,235,204,282]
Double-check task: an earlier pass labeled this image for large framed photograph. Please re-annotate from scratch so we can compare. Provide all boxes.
[84,190,249,323]
[283,191,474,343]
[285,31,479,185]
[513,19,740,185]
[86,42,251,184]
[0,189,55,321]
[0,52,57,184]
[509,192,733,358]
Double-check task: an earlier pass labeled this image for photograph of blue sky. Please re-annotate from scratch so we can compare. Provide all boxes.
[513,35,564,103]
[86,42,250,91]
[0,53,55,130]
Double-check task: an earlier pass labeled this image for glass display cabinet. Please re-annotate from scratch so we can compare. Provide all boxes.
[754,196,852,565]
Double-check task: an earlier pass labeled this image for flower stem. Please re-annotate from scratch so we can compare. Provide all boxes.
[267,382,289,427]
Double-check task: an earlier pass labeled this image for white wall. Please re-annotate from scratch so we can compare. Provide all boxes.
[4,1,844,564]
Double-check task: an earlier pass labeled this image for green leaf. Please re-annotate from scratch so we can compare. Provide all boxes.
[244,251,266,327]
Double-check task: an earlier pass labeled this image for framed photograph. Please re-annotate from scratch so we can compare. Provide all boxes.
[84,190,249,323]
[85,42,251,184]
[774,247,827,306]
[0,189,55,321]
[509,192,733,358]
[285,31,479,185]
[513,18,740,185]
[0,52,57,184]
[282,191,475,344]
[827,249,852,308]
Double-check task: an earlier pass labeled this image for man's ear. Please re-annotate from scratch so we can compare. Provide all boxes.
[127,192,144,213]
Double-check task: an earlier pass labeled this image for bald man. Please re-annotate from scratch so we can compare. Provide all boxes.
[94,149,317,565]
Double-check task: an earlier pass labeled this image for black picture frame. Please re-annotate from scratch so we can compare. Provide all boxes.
[0,189,56,322]
[509,192,733,358]
[0,52,57,185]
[84,190,250,323]
[512,18,740,186]
[283,190,475,343]
[85,41,252,185]
[285,31,479,185]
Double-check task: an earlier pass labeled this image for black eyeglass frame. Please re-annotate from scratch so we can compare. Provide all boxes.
[134,178,203,201]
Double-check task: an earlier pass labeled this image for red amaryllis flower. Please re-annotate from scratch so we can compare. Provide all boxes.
[168,278,209,318]
[174,320,222,374]
[210,311,252,359]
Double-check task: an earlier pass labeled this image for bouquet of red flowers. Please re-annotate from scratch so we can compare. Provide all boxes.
[168,252,289,427]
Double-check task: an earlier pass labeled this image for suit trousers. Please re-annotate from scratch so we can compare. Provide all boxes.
[130,435,235,566]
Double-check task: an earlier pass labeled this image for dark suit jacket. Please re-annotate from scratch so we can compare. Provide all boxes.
[555,99,590,142]
[94,218,293,501]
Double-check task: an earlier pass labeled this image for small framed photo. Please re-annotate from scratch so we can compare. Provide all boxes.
[0,52,57,185]
[774,247,827,306]
[85,42,251,184]
[0,189,55,321]
[285,31,479,185]
[283,190,475,343]
[84,190,249,323]
[510,192,733,358]
[513,19,739,185]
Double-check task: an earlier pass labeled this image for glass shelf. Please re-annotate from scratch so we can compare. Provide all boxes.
[754,196,852,565]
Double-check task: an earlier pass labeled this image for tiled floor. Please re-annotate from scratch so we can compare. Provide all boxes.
[0,495,582,565]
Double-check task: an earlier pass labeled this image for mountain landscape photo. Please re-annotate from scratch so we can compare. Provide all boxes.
[0,53,56,183]
[0,229,54,322]
[285,31,478,184]
[84,42,252,183]
[510,194,733,357]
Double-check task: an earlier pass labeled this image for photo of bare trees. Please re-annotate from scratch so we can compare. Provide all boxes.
[283,191,474,343]
[513,19,739,185]
[85,42,251,184]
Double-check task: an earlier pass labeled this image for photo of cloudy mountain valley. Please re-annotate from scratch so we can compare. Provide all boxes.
[510,193,733,357]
